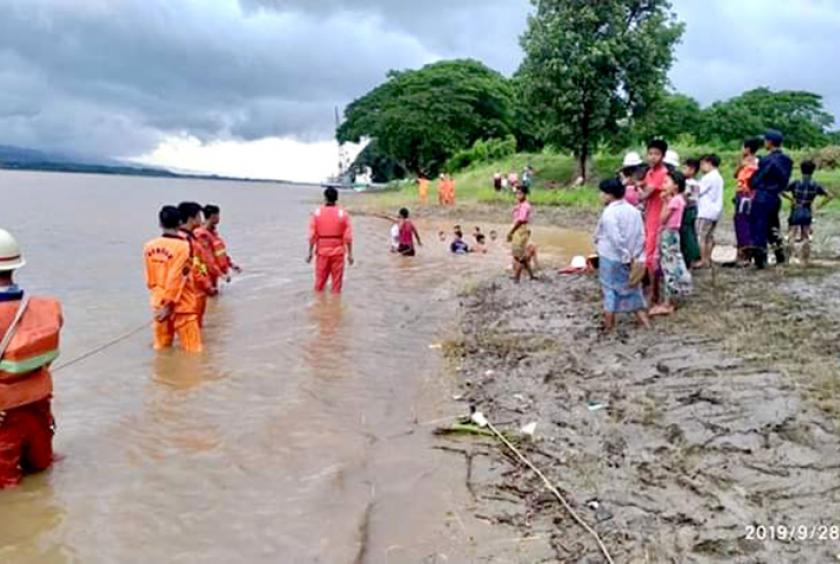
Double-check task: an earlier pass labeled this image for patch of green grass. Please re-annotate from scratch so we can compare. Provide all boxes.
[366,148,840,216]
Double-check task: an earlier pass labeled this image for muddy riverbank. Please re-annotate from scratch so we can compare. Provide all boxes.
[444,264,840,562]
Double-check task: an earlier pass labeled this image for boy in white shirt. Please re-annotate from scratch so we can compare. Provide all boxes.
[696,154,724,268]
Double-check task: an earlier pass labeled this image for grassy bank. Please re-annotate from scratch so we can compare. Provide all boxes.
[370,149,840,216]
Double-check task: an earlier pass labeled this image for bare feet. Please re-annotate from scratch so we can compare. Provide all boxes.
[649,304,675,317]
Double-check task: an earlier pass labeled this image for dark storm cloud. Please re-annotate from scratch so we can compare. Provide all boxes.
[0,0,838,160]
[0,0,439,156]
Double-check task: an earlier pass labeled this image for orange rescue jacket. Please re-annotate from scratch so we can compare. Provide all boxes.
[191,227,223,286]
[309,206,352,257]
[179,229,215,295]
[0,296,63,411]
[144,234,201,315]
[194,226,232,275]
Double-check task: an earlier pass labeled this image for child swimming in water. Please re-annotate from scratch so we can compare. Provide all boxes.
[474,233,487,253]
[450,228,471,254]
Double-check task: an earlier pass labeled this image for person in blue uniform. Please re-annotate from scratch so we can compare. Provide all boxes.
[748,130,793,269]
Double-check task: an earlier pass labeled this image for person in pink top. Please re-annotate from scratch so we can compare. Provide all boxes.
[507,186,535,282]
[650,170,693,316]
[639,139,669,300]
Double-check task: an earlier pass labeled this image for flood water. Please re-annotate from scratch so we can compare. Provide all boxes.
[0,171,591,563]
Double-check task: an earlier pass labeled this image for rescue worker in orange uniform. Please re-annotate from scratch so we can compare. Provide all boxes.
[418,176,429,205]
[144,206,203,353]
[195,204,241,287]
[177,202,217,326]
[0,228,63,488]
[437,174,447,205]
[307,187,353,294]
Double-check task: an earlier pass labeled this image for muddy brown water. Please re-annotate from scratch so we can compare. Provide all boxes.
[0,170,592,563]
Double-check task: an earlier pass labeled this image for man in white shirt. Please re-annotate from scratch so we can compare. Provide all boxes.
[696,154,724,268]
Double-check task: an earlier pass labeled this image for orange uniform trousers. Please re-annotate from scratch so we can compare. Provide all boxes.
[196,294,207,328]
[153,314,202,353]
[314,253,345,294]
[0,399,54,489]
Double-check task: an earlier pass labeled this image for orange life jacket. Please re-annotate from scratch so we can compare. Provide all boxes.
[0,297,62,411]
[191,227,222,287]
[195,226,231,275]
[309,206,352,257]
[179,230,215,295]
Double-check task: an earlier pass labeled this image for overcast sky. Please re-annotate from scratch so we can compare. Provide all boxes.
[1,0,839,181]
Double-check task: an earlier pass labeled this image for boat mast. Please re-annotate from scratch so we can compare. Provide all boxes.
[336,106,349,178]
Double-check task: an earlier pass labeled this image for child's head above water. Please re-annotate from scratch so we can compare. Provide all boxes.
[454,228,464,239]
[476,233,486,245]
[489,230,498,241]
[399,207,409,219]
[438,230,446,241]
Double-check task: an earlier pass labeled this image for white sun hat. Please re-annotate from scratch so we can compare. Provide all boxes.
[664,150,680,168]
[0,228,25,271]
[622,151,643,168]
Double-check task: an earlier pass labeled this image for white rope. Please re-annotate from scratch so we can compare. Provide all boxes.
[472,411,615,564]
[53,321,150,373]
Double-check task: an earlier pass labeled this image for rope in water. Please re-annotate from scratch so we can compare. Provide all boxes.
[52,321,150,373]
[482,416,615,564]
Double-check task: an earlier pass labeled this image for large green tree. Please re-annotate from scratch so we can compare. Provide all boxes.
[337,59,516,176]
[632,92,702,144]
[519,0,684,179]
[698,88,834,148]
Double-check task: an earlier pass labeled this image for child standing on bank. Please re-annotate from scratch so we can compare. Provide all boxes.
[619,151,644,207]
[680,158,702,267]
[508,186,536,283]
[695,154,724,268]
[784,160,832,263]
[594,178,650,330]
[651,171,693,316]
[734,138,762,264]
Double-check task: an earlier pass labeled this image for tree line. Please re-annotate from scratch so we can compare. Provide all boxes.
[337,0,838,182]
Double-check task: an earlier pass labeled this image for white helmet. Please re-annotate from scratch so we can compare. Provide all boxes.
[622,151,643,168]
[664,150,680,168]
[0,228,25,271]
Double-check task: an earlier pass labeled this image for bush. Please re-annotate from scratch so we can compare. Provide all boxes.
[445,135,518,172]
[804,146,840,170]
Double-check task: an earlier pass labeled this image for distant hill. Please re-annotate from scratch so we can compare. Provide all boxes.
[0,145,182,178]
[0,145,300,184]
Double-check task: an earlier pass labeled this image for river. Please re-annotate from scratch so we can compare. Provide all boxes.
[0,170,591,563]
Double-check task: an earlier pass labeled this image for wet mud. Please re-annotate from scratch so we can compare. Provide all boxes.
[444,265,840,563]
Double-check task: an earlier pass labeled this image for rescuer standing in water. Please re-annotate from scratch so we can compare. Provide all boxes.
[0,228,64,488]
[144,206,203,353]
[195,204,241,287]
[307,187,353,294]
[177,202,218,326]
